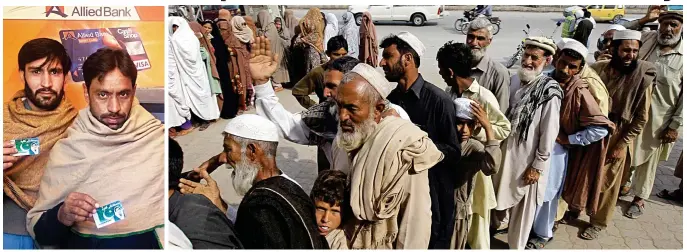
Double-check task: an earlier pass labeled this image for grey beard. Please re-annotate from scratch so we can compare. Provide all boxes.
[517,65,544,83]
[230,158,260,196]
[471,48,486,65]
[658,29,682,46]
[335,112,377,153]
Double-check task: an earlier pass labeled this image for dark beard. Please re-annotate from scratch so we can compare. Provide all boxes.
[23,81,63,111]
[610,56,638,74]
[384,60,405,82]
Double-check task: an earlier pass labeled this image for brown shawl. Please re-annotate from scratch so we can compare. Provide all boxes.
[3,90,77,210]
[284,9,300,39]
[27,102,165,238]
[559,76,616,215]
[244,16,259,40]
[218,16,251,109]
[359,12,378,67]
[299,8,325,52]
[590,60,656,125]
[190,21,219,80]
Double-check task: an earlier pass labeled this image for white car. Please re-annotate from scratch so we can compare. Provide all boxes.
[348,5,449,26]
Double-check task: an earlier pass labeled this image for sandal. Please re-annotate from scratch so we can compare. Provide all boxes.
[657,189,683,202]
[580,225,602,240]
[526,237,549,249]
[624,201,644,219]
[552,221,560,233]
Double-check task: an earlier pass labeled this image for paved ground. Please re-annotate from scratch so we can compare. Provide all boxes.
[174,9,682,249]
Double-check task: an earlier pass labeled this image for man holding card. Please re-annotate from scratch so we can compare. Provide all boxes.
[25,48,165,249]
[3,38,78,250]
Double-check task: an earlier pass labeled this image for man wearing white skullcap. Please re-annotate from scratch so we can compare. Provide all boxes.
[622,6,682,221]
[333,63,443,249]
[581,27,657,241]
[595,24,626,61]
[186,114,329,249]
[448,97,501,249]
[493,36,562,249]
[380,31,462,249]
[526,40,616,249]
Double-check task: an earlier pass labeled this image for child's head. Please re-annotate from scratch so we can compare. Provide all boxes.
[310,170,348,236]
[453,98,477,142]
[456,118,477,142]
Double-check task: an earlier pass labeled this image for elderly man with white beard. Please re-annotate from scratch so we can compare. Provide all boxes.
[184,114,329,249]
[491,37,563,249]
[621,7,683,219]
[332,63,443,249]
[466,18,511,112]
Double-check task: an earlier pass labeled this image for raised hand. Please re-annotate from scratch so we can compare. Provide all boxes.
[249,36,280,84]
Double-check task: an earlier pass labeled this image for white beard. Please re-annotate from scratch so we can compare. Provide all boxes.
[335,111,377,153]
[471,47,486,63]
[230,157,260,196]
[517,63,545,83]
[658,29,683,46]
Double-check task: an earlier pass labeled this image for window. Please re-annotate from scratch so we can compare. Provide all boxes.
[604,5,617,10]
[587,5,601,9]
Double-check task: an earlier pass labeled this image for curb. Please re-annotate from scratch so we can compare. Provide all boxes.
[286,5,647,14]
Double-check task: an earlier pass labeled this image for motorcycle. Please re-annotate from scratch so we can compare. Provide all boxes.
[504,22,562,69]
[454,10,501,35]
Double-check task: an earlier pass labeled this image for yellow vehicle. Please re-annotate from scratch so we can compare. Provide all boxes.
[586,5,625,24]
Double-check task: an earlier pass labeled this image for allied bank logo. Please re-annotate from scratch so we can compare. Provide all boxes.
[45,6,68,18]
[62,31,77,40]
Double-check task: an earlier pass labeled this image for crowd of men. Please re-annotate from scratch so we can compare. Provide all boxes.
[3,39,165,249]
[168,5,683,250]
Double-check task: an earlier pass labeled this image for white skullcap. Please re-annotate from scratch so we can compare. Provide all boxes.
[396,31,426,57]
[224,114,279,142]
[556,38,574,51]
[453,98,475,121]
[606,24,626,32]
[562,40,589,58]
[613,30,642,41]
[351,63,397,98]
[524,37,557,56]
[574,9,584,19]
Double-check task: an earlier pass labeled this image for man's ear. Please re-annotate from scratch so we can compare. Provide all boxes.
[375,101,386,115]
[449,68,455,79]
[546,55,553,65]
[19,70,25,84]
[245,143,264,162]
[82,83,90,105]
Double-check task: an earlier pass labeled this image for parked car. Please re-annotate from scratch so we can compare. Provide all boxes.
[586,5,625,24]
[347,5,448,26]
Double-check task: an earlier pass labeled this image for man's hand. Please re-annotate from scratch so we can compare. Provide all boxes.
[381,108,400,119]
[3,141,19,170]
[661,128,679,143]
[179,169,226,212]
[523,167,541,185]
[249,36,280,85]
[57,192,97,227]
[645,5,665,22]
[186,152,227,182]
[606,144,626,164]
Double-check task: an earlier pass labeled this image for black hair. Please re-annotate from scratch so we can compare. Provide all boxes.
[200,20,214,27]
[323,56,360,73]
[559,48,586,67]
[18,38,72,75]
[326,35,348,55]
[310,170,348,208]
[169,138,184,190]
[82,47,138,90]
[583,10,592,18]
[436,41,473,78]
[380,35,421,67]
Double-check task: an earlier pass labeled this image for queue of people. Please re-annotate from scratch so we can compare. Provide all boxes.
[169,6,682,250]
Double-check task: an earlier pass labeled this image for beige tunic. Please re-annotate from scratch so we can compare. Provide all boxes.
[445,79,512,142]
[325,229,349,249]
[471,54,512,113]
[579,65,610,116]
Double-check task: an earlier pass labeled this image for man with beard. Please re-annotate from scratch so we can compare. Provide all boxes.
[186,114,329,249]
[334,63,442,249]
[381,31,462,249]
[527,41,615,249]
[251,37,409,174]
[466,18,511,112]
[3,38,77,249]
[292,35,349,109]
[621,8,683,219]
[580,30,655,240]
[595,25,627,61]
[492,37,562,249]
[27,48,165,248]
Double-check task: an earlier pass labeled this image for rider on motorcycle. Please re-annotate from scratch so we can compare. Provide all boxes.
[473,5,492,17]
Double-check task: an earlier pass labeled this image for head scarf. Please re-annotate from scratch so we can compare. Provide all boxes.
[218,9,232,22]
[284,9,300,37]
[340,12,360,57]
[275,17,283,32]
[359,12,378,67]
[299,8,325,52]
[189,21,219,80]
[256,10,274,33]
[324,13,339,52]
[231,16,254,44]
[244,16,259,40]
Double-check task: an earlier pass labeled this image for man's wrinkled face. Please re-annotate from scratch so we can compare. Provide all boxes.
[224,135,260,196]
[335,78,379,152]
[616,40,640,67]
[327,47,348,61]
[20,58,66,111]
[658,19,683,46]
[84,69,134,130]
[323,69,344,98]
[380,44,405,82]
[553,53,583,84]
[466,28,492,63]
[315,201,342,236]
[518,46,547,83]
